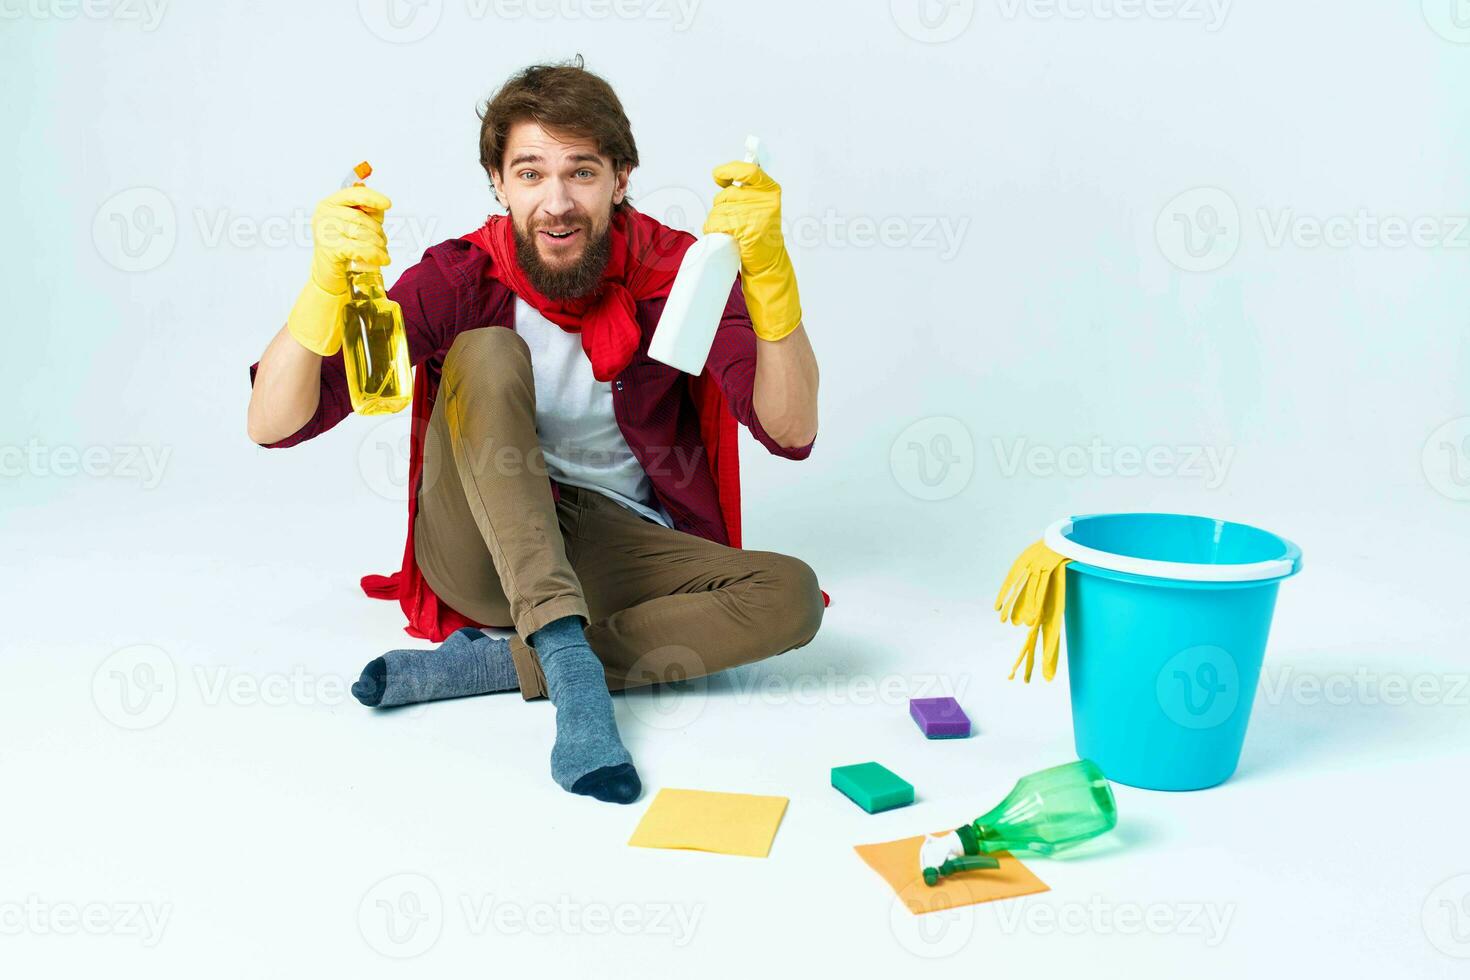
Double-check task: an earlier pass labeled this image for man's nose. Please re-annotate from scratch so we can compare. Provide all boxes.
[541,180,576,220]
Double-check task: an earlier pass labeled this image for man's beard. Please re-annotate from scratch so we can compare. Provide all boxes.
[512,213,613,302]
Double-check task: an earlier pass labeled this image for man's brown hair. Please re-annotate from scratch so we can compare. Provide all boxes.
[477,56,639,212]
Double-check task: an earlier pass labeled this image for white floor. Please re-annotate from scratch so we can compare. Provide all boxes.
[5,471,1469,979]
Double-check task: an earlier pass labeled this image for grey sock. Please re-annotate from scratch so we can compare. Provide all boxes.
[531,615,641,805]
[352,627,517,707]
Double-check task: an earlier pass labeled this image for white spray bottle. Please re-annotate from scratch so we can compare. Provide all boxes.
[648,135,763,375]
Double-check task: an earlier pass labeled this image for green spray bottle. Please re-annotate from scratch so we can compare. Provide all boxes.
[920,759,1118,886]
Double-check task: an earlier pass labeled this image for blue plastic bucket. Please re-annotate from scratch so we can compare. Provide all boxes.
[1045,513,1303,791]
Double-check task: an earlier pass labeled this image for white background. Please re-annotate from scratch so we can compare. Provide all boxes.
[3,1,1469,976]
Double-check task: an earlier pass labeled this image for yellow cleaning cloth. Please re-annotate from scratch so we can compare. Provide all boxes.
[854,833,1050,915]
[628,788,789,858]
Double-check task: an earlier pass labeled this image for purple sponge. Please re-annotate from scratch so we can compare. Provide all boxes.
[909,697,971,739]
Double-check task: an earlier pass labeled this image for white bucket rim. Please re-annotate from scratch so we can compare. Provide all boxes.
[1043,515,1301,584]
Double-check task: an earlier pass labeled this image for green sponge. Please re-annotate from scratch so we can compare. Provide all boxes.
[831,762,914,813]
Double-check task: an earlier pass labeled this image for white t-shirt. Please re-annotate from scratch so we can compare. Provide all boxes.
[514,298,673,528]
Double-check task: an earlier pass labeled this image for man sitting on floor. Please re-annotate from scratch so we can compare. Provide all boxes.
[246,59,824,805]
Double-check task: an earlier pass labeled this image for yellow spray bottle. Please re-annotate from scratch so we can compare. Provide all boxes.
[341,162,412,415]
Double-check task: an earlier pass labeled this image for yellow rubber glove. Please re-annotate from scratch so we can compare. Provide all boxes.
[703,161,802,343]
[286,185,392,356]
[995,539,1071,682]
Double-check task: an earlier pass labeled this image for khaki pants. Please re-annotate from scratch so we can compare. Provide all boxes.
[412,326,824,700]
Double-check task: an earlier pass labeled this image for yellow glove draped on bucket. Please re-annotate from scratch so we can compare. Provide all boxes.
[995,540,1071,682]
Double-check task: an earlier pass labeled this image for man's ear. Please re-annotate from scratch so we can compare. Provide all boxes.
[612,164,631,206]
[489,170,508,210]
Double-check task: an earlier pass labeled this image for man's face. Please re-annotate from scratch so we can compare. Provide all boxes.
[491,119,629,301]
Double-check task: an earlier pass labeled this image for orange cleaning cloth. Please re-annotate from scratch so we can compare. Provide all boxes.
[854,833,1050,915]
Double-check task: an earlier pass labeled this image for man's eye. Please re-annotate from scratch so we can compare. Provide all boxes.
[519,171,538,181]
[576,169,594,179]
